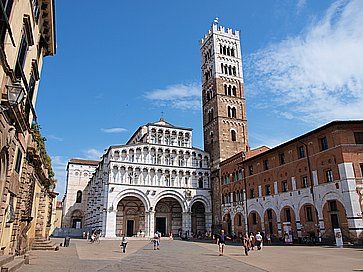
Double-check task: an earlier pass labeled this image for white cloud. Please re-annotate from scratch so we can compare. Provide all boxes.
[83,148,103,160]
[101,127,127,133]
[46,134,64,142]
[296,0,307,14]
[145,82,201,110]
[247,0,363,124]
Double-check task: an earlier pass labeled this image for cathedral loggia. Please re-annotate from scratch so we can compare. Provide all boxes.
[83,119,212,237]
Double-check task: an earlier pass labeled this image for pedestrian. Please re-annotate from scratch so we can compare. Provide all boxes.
[216,230,229,256]
[153,231,160,250]
[249,233,255,250]
[120,234,128,253]
[255,232,263,250]
[243,234,250,256]
[266,233,271,245]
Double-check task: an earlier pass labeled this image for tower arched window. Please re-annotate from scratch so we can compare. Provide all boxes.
[232,86,237,96]
[227,106,231,117]
[231,130,237,142]
[224,84,227,95]
[76,190,82,203]
[210,131,214,143]
[228,85,232,96]
[228,65,232,75]
[232,107,237,118]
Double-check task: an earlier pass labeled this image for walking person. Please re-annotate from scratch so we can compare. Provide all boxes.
[216,230,229,256]
[255,232,263,250]
[249,233,255,250]
[120,234,128,253]
[153,231,160,250]
[266,233,272,245]
[243,234,250,256]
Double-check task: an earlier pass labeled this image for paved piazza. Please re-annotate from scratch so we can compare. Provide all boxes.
[17,238,363,272]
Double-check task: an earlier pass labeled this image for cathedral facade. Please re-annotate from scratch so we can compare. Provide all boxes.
[84,119,212,237]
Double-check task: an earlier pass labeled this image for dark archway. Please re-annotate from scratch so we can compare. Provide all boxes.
[116,196,145,237]
[155,197,182,237]
[191,201,206,237]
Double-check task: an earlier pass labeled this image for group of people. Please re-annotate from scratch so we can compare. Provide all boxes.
[84,229,101,244]
[216,230,264,256]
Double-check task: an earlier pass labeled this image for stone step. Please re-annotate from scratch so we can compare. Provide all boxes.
[31,246,57,251]
[1,257,25,272]
[0,256,14,267]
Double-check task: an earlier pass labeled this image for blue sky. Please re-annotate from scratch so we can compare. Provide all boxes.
[36,0,363,197]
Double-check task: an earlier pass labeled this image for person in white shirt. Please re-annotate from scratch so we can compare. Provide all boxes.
[255,232,263,250]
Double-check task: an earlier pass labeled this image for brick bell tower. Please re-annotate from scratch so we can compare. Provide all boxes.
[200,21,248,228]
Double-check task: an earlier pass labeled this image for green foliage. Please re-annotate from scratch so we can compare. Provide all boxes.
[31,124,55,178]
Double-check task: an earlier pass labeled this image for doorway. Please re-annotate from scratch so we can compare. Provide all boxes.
[127,220,134,237]
[72,219,82,229]
[156,217,166,236]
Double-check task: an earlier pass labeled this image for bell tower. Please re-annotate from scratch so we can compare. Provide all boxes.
[200,22,248,226]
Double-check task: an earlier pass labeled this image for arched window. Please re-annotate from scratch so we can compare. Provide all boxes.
[232,107,237,118]
[228,65,232,75]
[231,130,237,142]
[224,64,228,74]
[223,46,227,55]
[220,44,223,54]
[221,63,224,73]
[231,48,235,57]
[227,47,230,56]
[228,85,232,96]
[232,86,237,96]
[224,84,227,95]
[232,66,236,76]
[76,190,82,203]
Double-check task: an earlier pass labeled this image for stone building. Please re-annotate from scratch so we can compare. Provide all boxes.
[62,159,98,228]
[85,119,212,238]
[200,23,248,228]
[220,121,363,244]
[0,0,56,255]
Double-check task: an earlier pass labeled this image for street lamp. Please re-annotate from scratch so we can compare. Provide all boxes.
[0,82,25,112]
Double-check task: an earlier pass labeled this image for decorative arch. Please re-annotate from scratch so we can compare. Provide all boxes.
[113,188,151,211]
[189,195,211,213]
[153,190,187,212]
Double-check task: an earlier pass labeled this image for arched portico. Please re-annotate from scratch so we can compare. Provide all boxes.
[154,197,183,237]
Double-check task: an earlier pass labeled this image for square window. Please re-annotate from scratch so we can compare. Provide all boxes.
[320,137,328,151]
[354,132,363,144]
[326,169,334,183]
[282,181,288,192]
[279,153,285,165]
[302,176,308,188]
[250,188,255,199]
[265,184,271,196]
[298,146,305,159]
[248,165,253,175]
[263,159,269,170]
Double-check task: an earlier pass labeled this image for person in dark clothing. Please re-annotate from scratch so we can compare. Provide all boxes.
[216,230,230,256]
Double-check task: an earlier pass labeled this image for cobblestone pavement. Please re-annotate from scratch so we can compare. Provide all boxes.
[18,238,363,272]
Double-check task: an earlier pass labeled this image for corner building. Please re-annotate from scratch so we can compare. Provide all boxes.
[200,23,248,227]
[220,121,363,244]
[85,119,212,238]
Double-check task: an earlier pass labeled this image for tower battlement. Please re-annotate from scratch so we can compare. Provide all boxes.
[200,24,240,45]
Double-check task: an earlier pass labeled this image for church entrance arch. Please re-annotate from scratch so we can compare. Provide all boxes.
[191,201,206,236]
[155,197,182,237]
[71,210,83,229]
[116,196,145,237]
